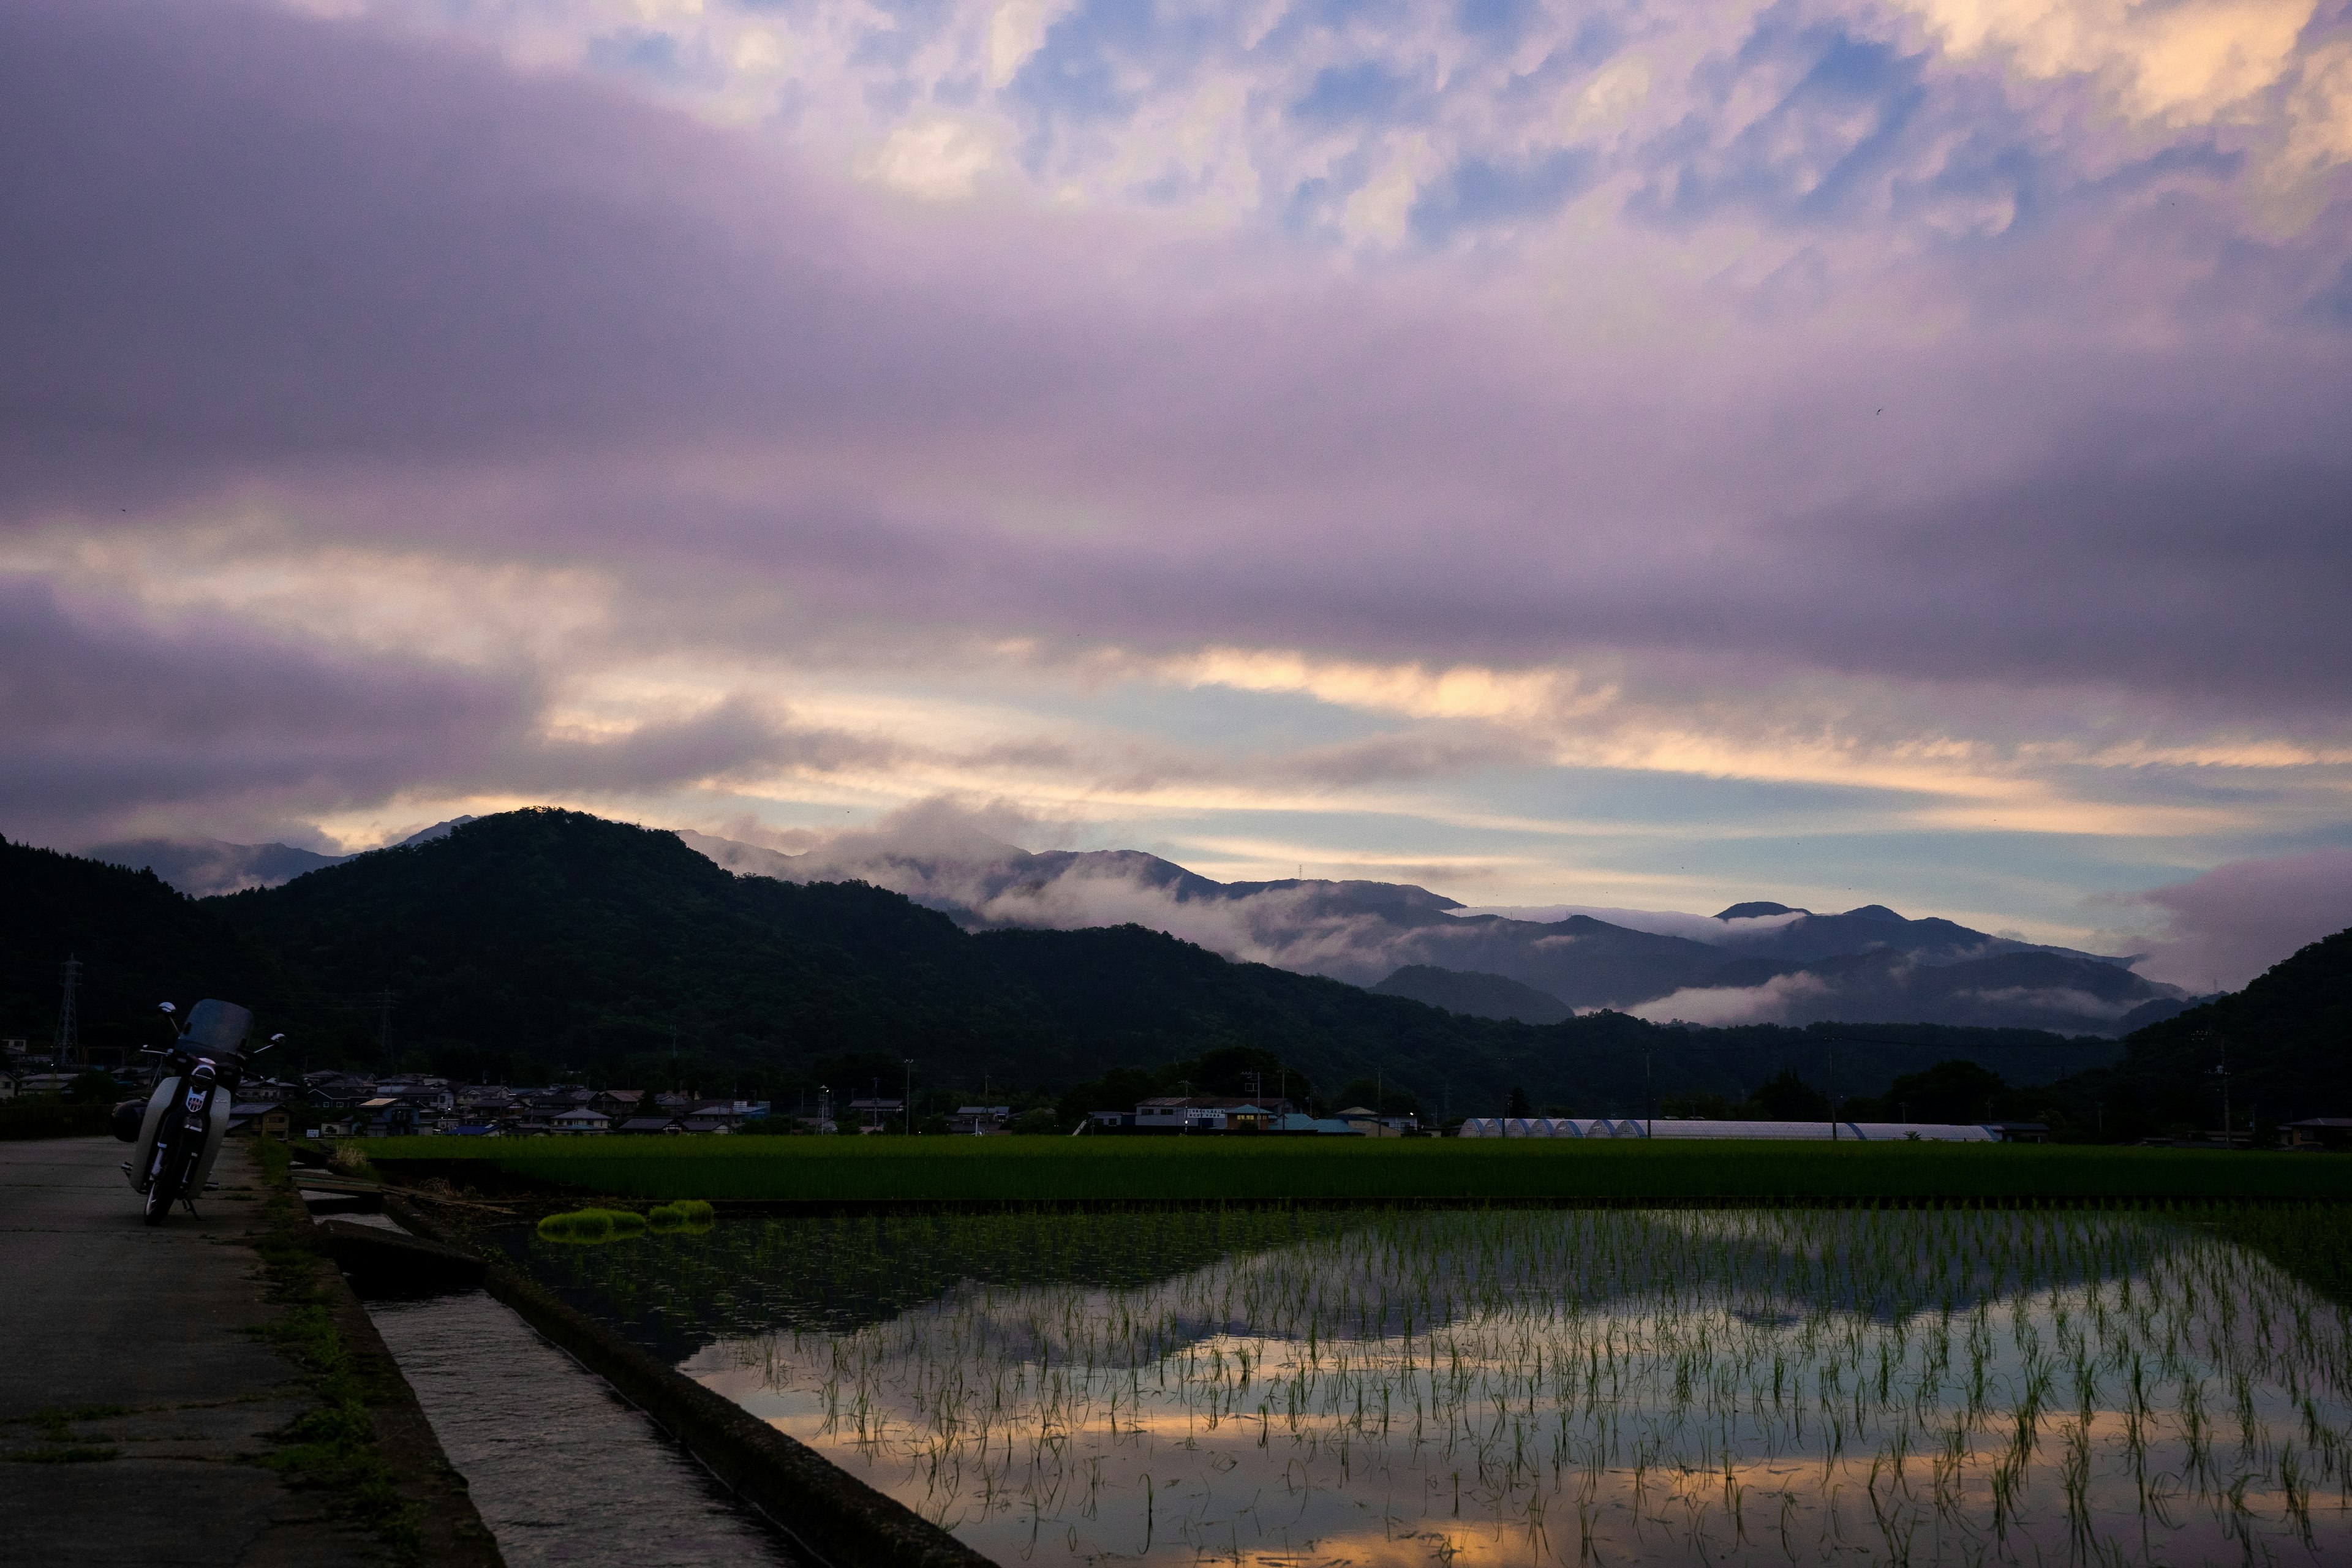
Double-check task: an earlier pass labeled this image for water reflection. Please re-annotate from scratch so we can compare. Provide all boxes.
[509,1209,2352,1565]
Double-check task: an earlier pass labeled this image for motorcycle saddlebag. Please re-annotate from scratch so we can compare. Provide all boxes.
[110,1099,145,1143]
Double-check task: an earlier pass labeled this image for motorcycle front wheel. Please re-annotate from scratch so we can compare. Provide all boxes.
[144,1136,187,1224]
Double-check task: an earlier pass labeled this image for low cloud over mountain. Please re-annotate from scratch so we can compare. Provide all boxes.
[104,802,2241,1035]
[684,810,2197,1036]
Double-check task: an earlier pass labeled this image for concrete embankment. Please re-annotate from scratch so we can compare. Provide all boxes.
[386,1197,994,1568]
[0,1136,497,1567]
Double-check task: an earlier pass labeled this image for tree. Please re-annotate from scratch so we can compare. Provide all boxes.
[1881,1060,2008,1124]
[1507,1085,1532,1118]
[1752,1069,1830,1121]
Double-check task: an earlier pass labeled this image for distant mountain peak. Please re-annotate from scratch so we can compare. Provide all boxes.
[1716,901,1804,920]
[85,835,346,898]
[395,815,477,847]
[1839,904,1907,923]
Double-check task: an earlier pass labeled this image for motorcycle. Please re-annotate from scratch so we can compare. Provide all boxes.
[110,1000,283,1224]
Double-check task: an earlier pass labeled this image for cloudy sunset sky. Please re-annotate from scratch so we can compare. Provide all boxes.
[5,0,2350,980]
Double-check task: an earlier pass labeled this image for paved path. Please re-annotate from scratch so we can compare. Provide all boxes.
[0,1136,382,1566]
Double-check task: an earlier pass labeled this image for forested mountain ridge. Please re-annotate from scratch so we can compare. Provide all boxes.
[2059,929,2352,1135]
[111,814,2182,1033]
[1,809,2294,1121]
[0,837,290,1057]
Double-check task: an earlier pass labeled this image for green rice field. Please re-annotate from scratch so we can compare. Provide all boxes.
[366,1135,2352,1205]
[500,1203,2352,1565]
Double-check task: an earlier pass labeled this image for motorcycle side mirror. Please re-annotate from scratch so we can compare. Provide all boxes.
[252,1034,284,1055]
[157,1002,175,1015]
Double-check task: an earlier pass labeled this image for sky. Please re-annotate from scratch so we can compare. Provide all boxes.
[4,0,2351,982]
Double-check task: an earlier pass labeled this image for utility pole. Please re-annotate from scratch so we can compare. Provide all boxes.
[53,954,81,1067]
[903,1059,914,1136]
[1827,1031,1838,1142]
[2206,1031,2232,1144]
[1644,1044,1653,1140]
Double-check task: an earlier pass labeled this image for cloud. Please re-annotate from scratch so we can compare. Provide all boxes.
[1629,972,1835,1026]
[2117,849,2352,989]
[0,0,2345,945]
[0,575,526,842]
[0,574,896,845]
[1453,906,1810,942]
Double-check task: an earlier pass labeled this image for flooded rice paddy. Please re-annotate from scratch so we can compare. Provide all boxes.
[504,1208,2352,1565]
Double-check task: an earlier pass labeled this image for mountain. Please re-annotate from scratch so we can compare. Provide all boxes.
[82,816,477,899]
[54,813,2179,1035]
[86,836,347,897]
[22,809,2345,1126]
[1371,965,1570,1024]
[1673,949,2187,1033]
[2052,928,2352,1134]
[0,808,2120,1110]
[0,837,291,1056]
[1700,900,2124,967]
[678,829,2174,1032]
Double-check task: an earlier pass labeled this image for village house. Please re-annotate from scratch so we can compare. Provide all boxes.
[228,1101,293,1140]
[1133,1095,1297,1131]
[2283,1118,2352,1150]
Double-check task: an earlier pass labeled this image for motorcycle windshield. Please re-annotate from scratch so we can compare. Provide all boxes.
[182,999,253,1052]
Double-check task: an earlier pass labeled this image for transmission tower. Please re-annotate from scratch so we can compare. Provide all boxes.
[53,954,81,1066]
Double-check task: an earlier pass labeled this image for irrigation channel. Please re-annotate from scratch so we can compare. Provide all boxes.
[502,1207,2352,1566]
[338,1215,800,1566]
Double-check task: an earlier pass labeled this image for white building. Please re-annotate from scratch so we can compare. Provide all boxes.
[1457,1117,1999,1142]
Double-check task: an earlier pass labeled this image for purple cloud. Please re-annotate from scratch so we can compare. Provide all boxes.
[0,576,523,840]
[2127,850,2352,990]
[0,0,2344,963]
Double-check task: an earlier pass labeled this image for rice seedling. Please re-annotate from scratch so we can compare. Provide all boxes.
[534,1206,645,1242]
[509,1204,2352,1564]
[646,1199,715,1232]
[368,1134,2352,1204]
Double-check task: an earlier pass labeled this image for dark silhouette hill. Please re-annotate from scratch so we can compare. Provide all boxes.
[2053,927,2352,1133]
[2,809,2132,1112]
[107,817,2174,1033]
[0,836,288,1055]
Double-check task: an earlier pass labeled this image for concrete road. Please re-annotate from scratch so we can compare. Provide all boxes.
[0,1136,383,1566]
